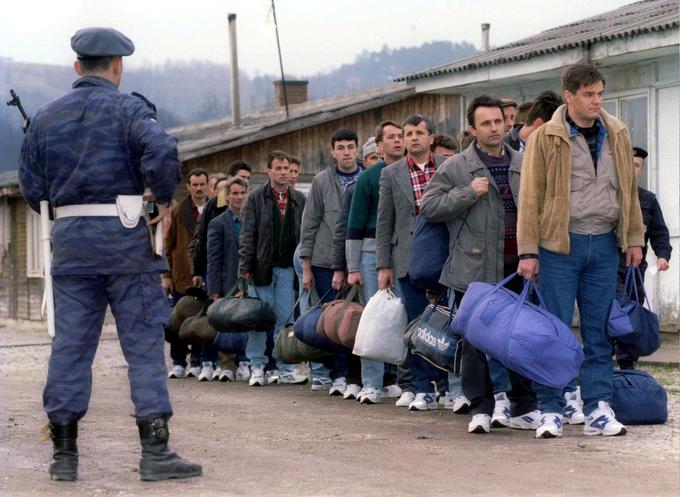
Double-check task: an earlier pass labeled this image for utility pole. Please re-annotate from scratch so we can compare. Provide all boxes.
[271,0,289,118]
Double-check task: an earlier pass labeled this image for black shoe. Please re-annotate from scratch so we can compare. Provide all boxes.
[137,417,202,481]
[48,421,78,481]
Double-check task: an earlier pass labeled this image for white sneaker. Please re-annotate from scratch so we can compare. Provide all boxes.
[329,377,347,396]
[536,413,563,438]
[186,366,201,378]
[564,388,585,425]
[395,391,416,407]
[266,369,280,384]
[468,414,491,434]
[491,392,511,427]
[584,401,627,436]
[439,391,453,408]
[218,369,235,382]
[198,362,214,382]
[235,361,250,381]
[452,395,471,414]
[509,409,541,430]
[408,393,438,411]
[382,384,402,398]
[278,367,309,384]
[343,384,362,400]
[168,365,185,379]
[359,387,383,404]
[310,377,333,391]
[249,365,266,387]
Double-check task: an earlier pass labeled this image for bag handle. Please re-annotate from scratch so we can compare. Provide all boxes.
[284,291,307,326]
[345,284,365,305]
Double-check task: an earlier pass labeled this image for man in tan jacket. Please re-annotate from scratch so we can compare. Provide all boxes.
[517,63,644,439]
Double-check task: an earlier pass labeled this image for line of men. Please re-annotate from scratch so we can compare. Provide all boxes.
[164,62,671,440]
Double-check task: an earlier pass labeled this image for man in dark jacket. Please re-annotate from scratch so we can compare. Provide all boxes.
[615,146,672,369]
[239,151,307,386]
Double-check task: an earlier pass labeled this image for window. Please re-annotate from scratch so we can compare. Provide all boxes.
[602,95,649,187]
[26,209,44,278]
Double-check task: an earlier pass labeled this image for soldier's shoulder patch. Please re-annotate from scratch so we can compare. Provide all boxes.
[130,91,157,114]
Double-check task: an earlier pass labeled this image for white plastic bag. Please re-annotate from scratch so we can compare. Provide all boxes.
[353,288,408,365]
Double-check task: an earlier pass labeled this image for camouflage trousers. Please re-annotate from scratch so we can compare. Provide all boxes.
[44,273,172,422]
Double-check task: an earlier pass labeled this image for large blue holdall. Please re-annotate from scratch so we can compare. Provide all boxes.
[611,369,668,425]
[451,273,584,390]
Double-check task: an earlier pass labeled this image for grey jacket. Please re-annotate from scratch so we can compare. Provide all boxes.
[239,182,306,286]
[299,165,345,269]
[375,155,447,279]
[420,143,522,292]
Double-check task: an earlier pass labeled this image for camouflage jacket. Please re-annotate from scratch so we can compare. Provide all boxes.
[19,76,181,275]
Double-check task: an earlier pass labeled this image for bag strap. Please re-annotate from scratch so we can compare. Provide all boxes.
[345,284,365,305]
[623,265,640,303]
[284,291,306,326]
[634,266,653,310]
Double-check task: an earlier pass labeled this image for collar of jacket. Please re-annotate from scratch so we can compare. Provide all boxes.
[179,195,198,232]
[263,181,300,206]
[72,76,118,92]
[544,104,626,142]
[459,141,522,176]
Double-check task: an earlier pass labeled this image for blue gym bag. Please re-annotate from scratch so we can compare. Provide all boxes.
[611,369,667,425]
[408,215,449,291]
[451,273,584,390]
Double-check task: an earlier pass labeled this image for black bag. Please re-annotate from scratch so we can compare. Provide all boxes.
[611,369,668,425]
[404,304,462,374]
[207,278,277,332]
[275,291,334,363]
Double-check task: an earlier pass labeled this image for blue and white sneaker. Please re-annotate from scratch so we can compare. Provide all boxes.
[310,377,333,391]
[509,410,541,430]
[584,401,627,436]
[564,388,585,425]
[408,393,438,411]
[536,413,563,438]
[491,392,511,427]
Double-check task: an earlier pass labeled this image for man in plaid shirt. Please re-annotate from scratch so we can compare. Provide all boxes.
[375,115,448,411]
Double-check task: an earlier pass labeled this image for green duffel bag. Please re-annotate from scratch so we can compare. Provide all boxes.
[166,292,206,342]
[275,323,334,364]
[178,304,216,345]
[274,291,334,364]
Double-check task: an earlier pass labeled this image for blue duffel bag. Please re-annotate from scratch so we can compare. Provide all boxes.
[293,289,346,353]
[611,369,667,425]
[408,215,448,291]
[608,266,660,357]
[451,273,584,390]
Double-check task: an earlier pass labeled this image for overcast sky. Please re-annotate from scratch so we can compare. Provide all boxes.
[3,0,635,76]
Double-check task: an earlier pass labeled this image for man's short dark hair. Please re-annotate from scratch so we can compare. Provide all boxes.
[526,90,563,125]
[466,95,504,127]
[375,120,402,143]
[288,156,301,166]
[186,168,208,183]
[266,150,290,169]
[78,56,115,73]
[431,134,458,153]
[515,101,534,125]
[562,63,606,94]
[500,98,518,110]
[401,115,434,135]
[226,176,248,192]
[331,128,358,148]
[227,160,252,177]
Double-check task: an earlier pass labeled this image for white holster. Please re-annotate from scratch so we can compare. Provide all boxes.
[54,195,143,229]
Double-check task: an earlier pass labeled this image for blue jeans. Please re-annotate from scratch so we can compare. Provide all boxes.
[395,275,439,393]
[246,267,296,371]
[313,265,348,380]
[535,232,618,415]
[488,358,510,394]
[358,251,384,389]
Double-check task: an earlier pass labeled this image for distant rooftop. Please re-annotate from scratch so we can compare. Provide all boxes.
[397,0,679,82]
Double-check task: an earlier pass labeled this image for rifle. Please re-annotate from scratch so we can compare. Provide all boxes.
[7,89,55,338]
[6,89,31,133]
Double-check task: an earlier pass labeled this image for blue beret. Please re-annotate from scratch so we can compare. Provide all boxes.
[71,27,135,58]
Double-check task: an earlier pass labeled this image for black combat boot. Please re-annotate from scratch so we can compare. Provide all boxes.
[136,417,202,481]
[48,421,78,481]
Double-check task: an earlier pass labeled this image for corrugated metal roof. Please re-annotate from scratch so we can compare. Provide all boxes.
[398,0,679,82]
[171,83,415,161]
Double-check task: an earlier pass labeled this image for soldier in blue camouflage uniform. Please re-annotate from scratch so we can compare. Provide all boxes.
[19,27,201,482]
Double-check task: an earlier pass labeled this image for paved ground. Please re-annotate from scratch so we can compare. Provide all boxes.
[0,319,679,497]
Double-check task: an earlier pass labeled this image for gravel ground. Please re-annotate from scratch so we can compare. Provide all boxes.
[0,319,679,497]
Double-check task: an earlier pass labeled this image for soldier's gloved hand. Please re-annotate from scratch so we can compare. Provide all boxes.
[150,203,172,237]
